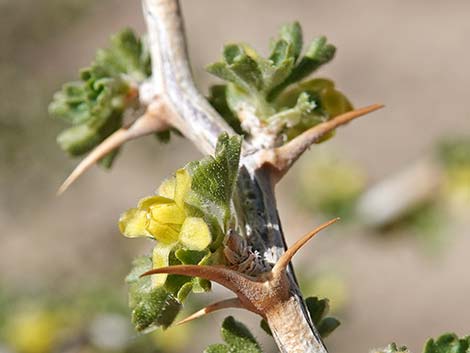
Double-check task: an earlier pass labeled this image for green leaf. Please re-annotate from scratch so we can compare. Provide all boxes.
[206,22,350,142]
[279,22,303,61]
[126,256,181,332]
[268,92,322,131]
[205,316,263,353]
[207,85,244,134]
[275,78,352,141]
[288,36,336,85]
[175,249,210,265]
[372,334,470,353]
[317,317,340,338]
[50,28,172,168]
[224,45,264,92]
[189,133,242,224]
[424,334,470,353]
[305,296,329,324]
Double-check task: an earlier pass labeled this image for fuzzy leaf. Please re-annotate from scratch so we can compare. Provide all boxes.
[268,92,322,131]
[278,22,303,61]
[275,78,352,141]
[50,29,173,168]
[207,22,350,142]
[125,256,181,332]
[286,36,336,85]
[205,316,263,353]
[207,85,244,134]
[189,133,242,223]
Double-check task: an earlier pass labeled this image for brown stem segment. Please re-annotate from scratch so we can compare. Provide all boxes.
[141,265,257,295]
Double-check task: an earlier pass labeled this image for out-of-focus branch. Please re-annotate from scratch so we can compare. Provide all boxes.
[265,104,384,181]
[357,158,443,228]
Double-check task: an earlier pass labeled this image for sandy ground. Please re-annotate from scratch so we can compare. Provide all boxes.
[1,1,470,352]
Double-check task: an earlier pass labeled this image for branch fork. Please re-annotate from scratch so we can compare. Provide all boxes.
[141,218,339,325]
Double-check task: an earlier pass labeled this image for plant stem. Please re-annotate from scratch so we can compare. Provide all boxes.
[142,1,328,352]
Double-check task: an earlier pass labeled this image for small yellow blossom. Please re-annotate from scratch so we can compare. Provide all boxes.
[119,168,212,287]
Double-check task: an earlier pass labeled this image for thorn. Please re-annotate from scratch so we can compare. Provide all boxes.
[140,265,256,295]
[176,298,242,325]
[57,111,167,195]
[272,104,384,179]
[273,218,340,274]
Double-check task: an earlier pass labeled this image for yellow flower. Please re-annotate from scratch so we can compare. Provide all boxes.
[119,168,212,286]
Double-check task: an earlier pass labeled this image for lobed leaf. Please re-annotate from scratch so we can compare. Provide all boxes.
[424,334,470,353]
[205,316,263,353]
[372,333,470,353]
[206,22,350,143]
[189,133,242,224]
[207,85,244,134]
[125,256,181,332]
[50,29,173,168]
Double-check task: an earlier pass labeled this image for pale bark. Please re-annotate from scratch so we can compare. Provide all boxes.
[142,1,330,352]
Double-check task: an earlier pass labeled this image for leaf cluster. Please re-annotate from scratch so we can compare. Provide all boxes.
[204,316,262,353]
[207,22,352,142]
[49,29,168,168]
[374,333,470,353]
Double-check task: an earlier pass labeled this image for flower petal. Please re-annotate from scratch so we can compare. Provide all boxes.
[152,243,175,287]
[179,217,212,251]
[174,169,191,209]
[147,220,179,244]
[118,208,149,238]
[158,178,176,199]
[138,195,174,210]
[150,203,186,225]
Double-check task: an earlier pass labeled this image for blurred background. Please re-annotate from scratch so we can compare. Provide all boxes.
[1,0,469,352]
